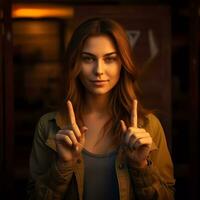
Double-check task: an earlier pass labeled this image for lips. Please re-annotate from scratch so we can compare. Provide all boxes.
[90,80,108,82]
[90,80,109,86]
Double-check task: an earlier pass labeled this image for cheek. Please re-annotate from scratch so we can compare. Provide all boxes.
[109,65,121,80]
[80,64,93,76]
[79,65,93,85]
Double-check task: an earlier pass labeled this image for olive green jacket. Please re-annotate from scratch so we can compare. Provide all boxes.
[27,112,175,200]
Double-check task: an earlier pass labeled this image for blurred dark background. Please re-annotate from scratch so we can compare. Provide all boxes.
[0,0,199,199]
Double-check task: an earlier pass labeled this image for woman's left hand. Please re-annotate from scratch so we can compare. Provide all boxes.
[120,100,152,168]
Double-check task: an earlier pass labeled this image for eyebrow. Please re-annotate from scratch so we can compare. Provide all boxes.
[81,52,117,57]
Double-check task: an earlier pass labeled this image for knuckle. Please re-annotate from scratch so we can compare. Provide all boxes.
[71,122,76,127]
[128,127,134,132]
[68,130,74,135]
[65,136,73,145]
[137,139,142,145]
[145,131,149,135]
[127,132,132,138]
[57,130,63,134]
[58,129,70,135]
[55,133,66,142]
[56,132,63,138]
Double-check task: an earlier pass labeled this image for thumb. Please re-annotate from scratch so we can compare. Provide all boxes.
[80,126,88,142]
[76,126,88,151]
[120,120,127,133]
[120,120,128,148]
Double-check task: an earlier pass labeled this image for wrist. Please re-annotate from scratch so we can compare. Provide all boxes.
[56,158,74,171]
[128,158,148,169]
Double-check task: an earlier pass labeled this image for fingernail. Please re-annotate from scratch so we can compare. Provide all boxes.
[82,127,88,133]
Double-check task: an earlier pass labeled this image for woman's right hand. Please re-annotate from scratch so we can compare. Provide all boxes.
[55,100,88,163]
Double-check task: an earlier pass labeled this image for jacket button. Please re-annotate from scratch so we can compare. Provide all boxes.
[77,159,81,164]
[118,163,124,169]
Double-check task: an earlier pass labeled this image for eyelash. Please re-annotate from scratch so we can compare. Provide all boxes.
[81,56,95,63]
[104,57,117,63]
[81,56,117,63]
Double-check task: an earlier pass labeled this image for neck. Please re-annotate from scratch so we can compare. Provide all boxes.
[84,93,110,116]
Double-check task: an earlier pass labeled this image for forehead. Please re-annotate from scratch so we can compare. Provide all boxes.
[82,35,116,55]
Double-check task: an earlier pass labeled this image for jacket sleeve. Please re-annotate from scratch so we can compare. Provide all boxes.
[27,115,74,200]
[128,114,175,200]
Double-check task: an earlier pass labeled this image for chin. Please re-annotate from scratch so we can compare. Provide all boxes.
[88,88,111,95]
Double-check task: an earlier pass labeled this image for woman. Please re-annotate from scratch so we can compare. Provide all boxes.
[27,17,175,200]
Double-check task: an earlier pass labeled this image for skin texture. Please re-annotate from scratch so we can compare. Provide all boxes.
[79,35,122,96]
[55,100,87,164]
[55,35,152,169]
[120,100,152,168]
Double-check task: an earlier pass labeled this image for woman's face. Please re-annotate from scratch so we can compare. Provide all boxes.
[78,35,122,96]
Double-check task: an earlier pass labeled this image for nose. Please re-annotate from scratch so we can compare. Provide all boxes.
[94,59,104,76]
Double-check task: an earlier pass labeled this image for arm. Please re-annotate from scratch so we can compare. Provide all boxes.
[27,114,74,200]
[128,114,175,199]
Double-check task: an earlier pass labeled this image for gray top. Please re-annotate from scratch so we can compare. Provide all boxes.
[82,148,119,200]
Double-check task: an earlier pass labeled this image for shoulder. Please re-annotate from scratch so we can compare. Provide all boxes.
[39,112,57,122]
[34,112,57,138]
[145,113,162,129]
[37,111,68,130]
[36,112,57,128]
[144,113,165,141]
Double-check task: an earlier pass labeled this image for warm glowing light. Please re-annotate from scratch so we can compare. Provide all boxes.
[12,4,74,18]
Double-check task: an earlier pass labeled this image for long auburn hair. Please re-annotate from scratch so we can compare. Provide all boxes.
[60,17,150,145]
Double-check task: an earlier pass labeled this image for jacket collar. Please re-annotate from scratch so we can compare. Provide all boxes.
[45,111,158,153]
[45,111,67,152]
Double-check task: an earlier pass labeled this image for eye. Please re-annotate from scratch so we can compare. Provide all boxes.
[81,55,95,63]
[104,56,117,64]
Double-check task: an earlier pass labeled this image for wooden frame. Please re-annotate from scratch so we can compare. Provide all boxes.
[0,6,3,196]
[1,0,14,197]
[188,0,199,199]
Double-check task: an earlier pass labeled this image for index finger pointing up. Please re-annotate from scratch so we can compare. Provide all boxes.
[67,100,76,125]
[131,99,138,128]
[67,100,81,138]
